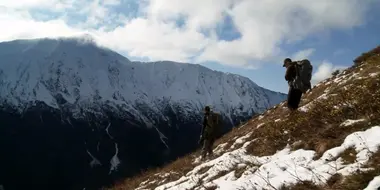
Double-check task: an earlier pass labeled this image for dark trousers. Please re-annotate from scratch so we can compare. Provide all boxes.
[201,137,215,158]
[287,87,302,110]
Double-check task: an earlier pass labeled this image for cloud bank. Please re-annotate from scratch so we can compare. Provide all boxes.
[0,0,375,68]
[312,61,347,85]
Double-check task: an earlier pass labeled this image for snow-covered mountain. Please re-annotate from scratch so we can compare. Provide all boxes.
[0,37,283,122]
[0,37,286,190]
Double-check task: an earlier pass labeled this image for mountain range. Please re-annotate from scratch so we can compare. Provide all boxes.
[0,36,286,190]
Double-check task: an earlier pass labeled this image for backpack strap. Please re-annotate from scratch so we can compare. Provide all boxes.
[294,61,301,78]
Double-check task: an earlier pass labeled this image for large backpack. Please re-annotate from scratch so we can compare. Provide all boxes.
[291,59,313,93]
[206,112,222,138]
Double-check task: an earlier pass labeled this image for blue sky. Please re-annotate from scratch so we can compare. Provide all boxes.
[0,0,379,93]
[205,6,380,93]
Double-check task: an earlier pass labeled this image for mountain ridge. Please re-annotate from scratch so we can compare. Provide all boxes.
[0,36,286,190]
[0,37,285,120]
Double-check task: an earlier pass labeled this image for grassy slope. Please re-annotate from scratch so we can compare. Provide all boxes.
[108,45,380,190]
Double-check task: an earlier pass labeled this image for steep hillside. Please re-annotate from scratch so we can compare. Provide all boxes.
[111,46,380,190]
[0,37,285,190]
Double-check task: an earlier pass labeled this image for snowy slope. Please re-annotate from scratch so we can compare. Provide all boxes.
[121,47,380,190]
[0,37,285,124]
[140,124,380,190]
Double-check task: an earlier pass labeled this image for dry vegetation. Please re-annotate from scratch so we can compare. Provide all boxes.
[353,45,380,65]
[338,147,357,164]
[234,165,248,179]
[280,181,322,190]
[110,153,197,190]
[109,46,380,190]
[245,65,380,159]
[283,150,380,190]
[322,150,380,190]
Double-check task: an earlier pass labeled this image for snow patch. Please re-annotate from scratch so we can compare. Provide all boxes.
[369,72,379,77]
[230,132,253,149]
[299,106,309,112]
[364,175,380,190]
[86,150,102,167]
[340,72,360,85]
[299,93,329,112]
[214,143,228,155]
[109,143,121,174]
[257,123,265,128]
[105,122,113,139]
[340,119,366,127]
[151,126,380,190]
[155,127,169,149]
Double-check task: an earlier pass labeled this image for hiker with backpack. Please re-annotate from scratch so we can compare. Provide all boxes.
[283,58,313,111]
[199,106,221,160]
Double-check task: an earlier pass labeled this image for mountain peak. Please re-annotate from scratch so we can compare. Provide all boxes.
[0,34,107,56]
[75,33,96,42]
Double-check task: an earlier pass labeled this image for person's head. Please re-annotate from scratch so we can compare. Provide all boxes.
[204,106,210,114]
[283,58,292,68]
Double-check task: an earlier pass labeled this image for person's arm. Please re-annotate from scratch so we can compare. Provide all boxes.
[285,64,295,81]
[285,66,291,81]
[198,116,207,144]
[200,116,207,136]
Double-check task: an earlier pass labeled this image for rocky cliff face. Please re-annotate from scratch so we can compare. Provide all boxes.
[0,37,286,190]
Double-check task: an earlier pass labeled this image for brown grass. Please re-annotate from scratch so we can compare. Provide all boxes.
[280,181,322,190]
[197,165,212,175]
[339,147,357,164]
[326,168,380,190]
[244,60,380,158]
[110,153,197,190]
[327,150,380,190]
[364,149,380,169]
[234,165,248,179]
[353,45,380,65]
[203,185,218,190]
[326,173,343,187]
[207,170,229,182]
[109,46,380,190]
[279,151,380,190]
[217,139,234,152]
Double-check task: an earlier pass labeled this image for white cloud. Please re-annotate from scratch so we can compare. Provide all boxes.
[292,48,315,61]
[0,0,56,9]
[0,10,81,42]
[312,61,347,85]
[0,0,375,68]
[0,0,78,11]
[103,0,121,6]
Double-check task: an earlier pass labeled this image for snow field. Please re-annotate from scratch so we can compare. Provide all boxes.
[147,119,380,190]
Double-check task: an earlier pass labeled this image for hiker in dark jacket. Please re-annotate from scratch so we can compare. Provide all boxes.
[199,106,216,160]
[283,58,303,111]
